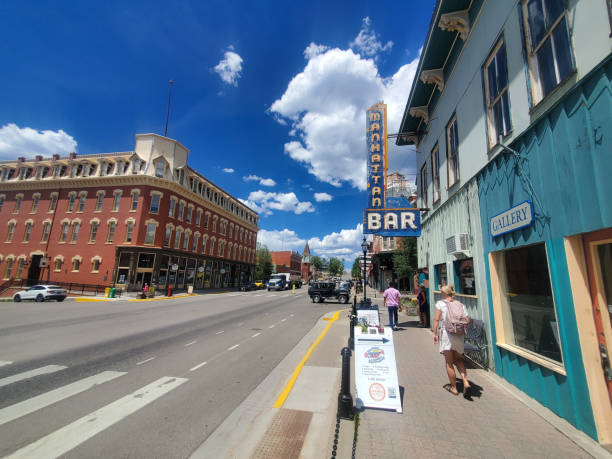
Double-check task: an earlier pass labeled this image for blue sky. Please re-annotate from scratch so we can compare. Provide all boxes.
[0,0,434,266]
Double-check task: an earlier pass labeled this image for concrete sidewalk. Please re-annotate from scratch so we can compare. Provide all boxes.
[351,304,610,459]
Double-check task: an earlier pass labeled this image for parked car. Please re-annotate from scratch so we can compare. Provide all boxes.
[308,282,350,304]
[240,283,258,291]
[13,285,67,302]
[253,281,265,289]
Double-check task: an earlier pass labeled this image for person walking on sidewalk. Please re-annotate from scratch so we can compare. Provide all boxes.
[432,285,472,397]
[417,285,429,328]
[383,281,401,331]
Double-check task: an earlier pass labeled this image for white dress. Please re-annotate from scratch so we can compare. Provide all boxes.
[436,300,468,354]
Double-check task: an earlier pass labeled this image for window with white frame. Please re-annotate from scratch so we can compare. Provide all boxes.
[14,195,23,213]
[71,222,80,243]
[112,191,121,212]
[130,190,139,211]
[92,258,101,272]
[169,198,176,218]
[59,222,69,242]
[174,229,182,249]
[484,39,511,148]
[31,194,40,213]
[24,222,33,242]
[67,193,76,212]
[186,205,193,224]
[54,257,63,272]
[0,195,4,212]
[420,163,428,208]
[95,192,104,212]
[446,115,460,187]
[182,232,190,250]
[107,221,116,243]
[209,238,215,256]
[192,233,199,252]
[155,160,165,178]
[49,193,58,212]
[204,213,210,228]
[41,221,51,242]
[150,194,161,213]
[196,209,202,226]
[125,220,135,243]
[145,222,157,244]
[4,258,14,278]
[164,225,173,246]
[78,193,87,212]
[72,258,80,272]
[89,221,99,243]
[430,145,440,203]
[16,258,26,278]
[178,201,185,220]
[522,0,573,104]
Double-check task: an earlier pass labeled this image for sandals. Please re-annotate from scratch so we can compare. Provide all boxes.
[443,384,459,396]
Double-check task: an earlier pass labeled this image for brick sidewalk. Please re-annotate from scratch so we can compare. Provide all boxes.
[355,309,593,459]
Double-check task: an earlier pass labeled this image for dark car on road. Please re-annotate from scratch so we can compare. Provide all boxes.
[308,282,350,304]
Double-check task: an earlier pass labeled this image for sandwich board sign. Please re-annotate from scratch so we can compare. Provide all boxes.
[354,326,402,413]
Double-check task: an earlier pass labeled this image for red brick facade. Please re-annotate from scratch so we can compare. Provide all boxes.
[270,250,302,276]
[0,134,258,291]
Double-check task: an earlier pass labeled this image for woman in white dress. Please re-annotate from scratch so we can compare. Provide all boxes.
[432,285,472,397]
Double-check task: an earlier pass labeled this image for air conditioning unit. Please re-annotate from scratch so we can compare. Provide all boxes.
[446,233,469,255]
[39,258,48,268]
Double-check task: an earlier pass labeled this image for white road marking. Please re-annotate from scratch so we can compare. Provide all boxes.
[0,371,126,427]
[290,314,295,317]
[216,331,224,335]
[269,324,275,329]
[0,365,67,388]
[227,344,239,351]
[0,361,13,367]
[136,357,155,366]
[5,376,188,459]
[281,318,287,322]
[252,333,261,338]
[184,341,196,347]
[189,361,207,372]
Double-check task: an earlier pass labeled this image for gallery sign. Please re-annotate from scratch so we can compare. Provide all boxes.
[354,326,402,413]
[490,200,533,237]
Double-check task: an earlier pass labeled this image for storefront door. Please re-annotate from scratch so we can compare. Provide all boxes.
[584,229,612,403]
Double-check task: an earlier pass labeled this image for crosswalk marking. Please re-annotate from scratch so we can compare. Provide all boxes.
[0,371,125,427]
[5,376,188,459]
[0,361,13,367]
[0,365,67,388]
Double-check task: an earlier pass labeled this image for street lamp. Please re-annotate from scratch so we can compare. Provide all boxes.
[361,237,368,300]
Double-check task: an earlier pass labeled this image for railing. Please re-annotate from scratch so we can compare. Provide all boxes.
[5,279,121,297]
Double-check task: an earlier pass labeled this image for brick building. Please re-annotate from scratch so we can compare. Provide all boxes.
[0,134,258,291]
[269,250,302,277]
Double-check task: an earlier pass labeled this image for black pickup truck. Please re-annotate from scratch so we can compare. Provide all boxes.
[308,282,350,304]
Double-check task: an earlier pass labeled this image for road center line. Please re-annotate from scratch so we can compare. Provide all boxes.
[252,332,261,338]
[184,341,196,347]
[281,318,287,322]
[269,324,275,329]
[228,344,239,351]
[136,357,155,366]
[189,361,207,372]
[216,331,224,335]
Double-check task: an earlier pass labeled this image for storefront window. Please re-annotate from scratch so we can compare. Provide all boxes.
[138,253,155,268]
[454,258,475,295]
[434,263,447,290]
[498,243,562,363]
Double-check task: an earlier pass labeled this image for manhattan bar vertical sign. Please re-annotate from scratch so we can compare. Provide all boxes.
[367,103,387,210]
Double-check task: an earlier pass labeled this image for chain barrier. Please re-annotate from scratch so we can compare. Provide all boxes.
[331,415,340,458]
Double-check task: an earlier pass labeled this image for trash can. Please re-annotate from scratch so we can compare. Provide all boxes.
[109,287,116,299]
[167,285,173,296]
[104,287,111,298]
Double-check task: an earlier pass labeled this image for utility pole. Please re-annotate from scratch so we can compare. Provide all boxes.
[164,80,174,137]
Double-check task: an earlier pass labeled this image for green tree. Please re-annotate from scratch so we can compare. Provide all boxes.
[328,257,344,277]
[351,257,361,279]
[392,237,418,283]
[311,255,324,271]
[255,244,273,281]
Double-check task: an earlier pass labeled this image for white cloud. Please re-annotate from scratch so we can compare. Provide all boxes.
[304,42,329,59]
[257,228,306,252]
[350,17,393,58]
[314,192,333,202]
[308,223,366,262]
[0,124,77,160]
[243,174,276,187]
[213,50,243,86]
[239,190,314,216]
[270,21,419,190]
[222,167,235,173]
[257,223,368,266]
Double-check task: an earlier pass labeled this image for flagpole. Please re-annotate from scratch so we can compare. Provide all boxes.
[164,79,174,137]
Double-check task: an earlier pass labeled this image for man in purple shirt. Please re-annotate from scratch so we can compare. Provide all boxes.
[383,281,401,331]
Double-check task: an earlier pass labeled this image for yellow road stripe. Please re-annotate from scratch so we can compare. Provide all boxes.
[273,309,342,408]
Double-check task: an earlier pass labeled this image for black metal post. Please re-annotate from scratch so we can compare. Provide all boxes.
[337,347,354,420]
[349,295,356,350]
[362,248,367,300]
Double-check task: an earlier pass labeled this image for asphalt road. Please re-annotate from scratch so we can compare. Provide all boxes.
[0,289,342,458]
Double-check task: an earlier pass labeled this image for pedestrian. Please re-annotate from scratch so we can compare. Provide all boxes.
[433,285,471,397]
[417,285,429,327]
[383,281,401,331]
[142,283,148,299]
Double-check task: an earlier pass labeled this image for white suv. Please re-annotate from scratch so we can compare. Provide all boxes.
[13,285,67,302]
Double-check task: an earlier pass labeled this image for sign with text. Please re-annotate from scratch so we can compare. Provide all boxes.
[357,309,380,327]
[490,200,533,237]
[366,103,388,210]
[354,326,402,413]
[363,208,422,236]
